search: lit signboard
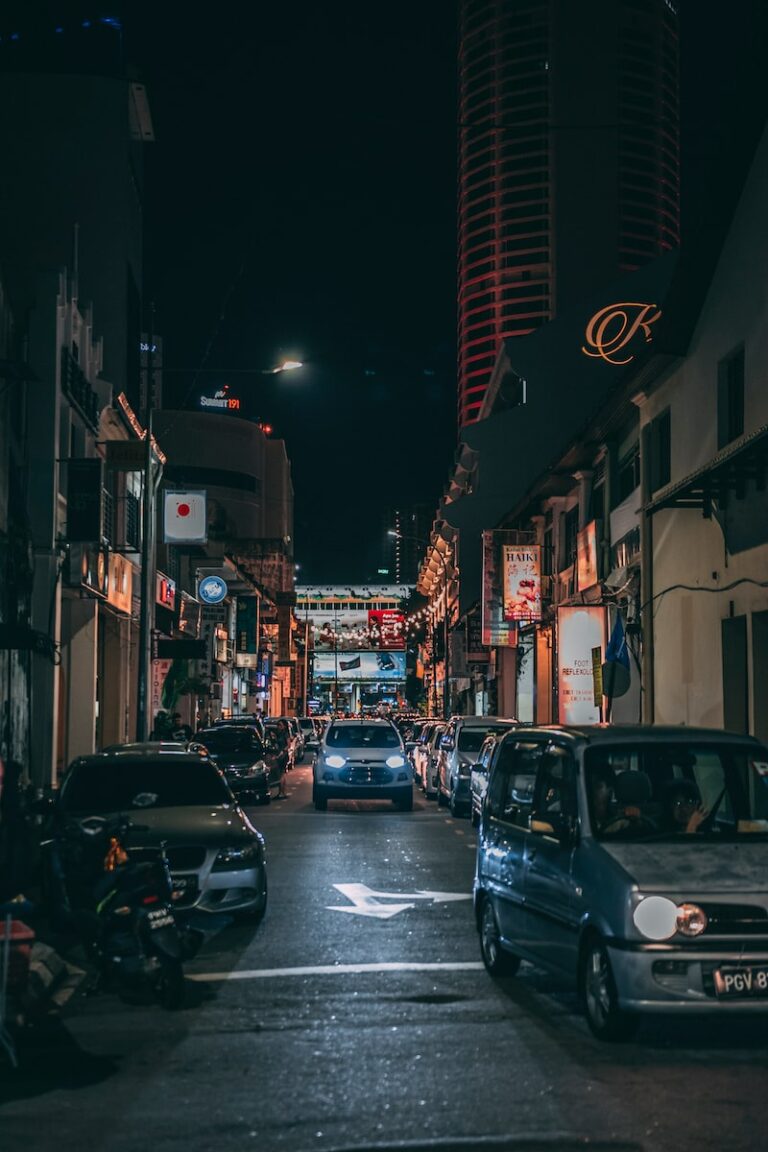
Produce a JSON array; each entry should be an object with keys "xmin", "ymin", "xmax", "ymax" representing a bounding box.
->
[
  {"xmin": 199, "ymin": 385, "xmax": 241, "ymax": 411},
  {"xmin": 502, "ymin": 544, "xmax": 541, "ymax": 622},
  {"xmin": 367, "ymin": 609, "xmax": 406, "ymax": 649},
  {"xmin": 312, "ymin": 650, "xmax": 406, "ymax": 681},
  {"xmin": 557, "ymin": 607, "xmax": 606, "ymax": 723},
  {"xmin": 581, "ymin": 302, "xmax": 661, "ymax": 365}
]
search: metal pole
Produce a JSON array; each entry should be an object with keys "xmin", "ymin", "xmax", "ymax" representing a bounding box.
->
[{"xmin": 136, "ymin": 405, "xmax": 154, "ymax": 741}]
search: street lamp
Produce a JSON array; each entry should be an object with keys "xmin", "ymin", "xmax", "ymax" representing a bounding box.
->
[{"xmin": 388, "ymin": 529, "xmax": 453, "ymax": 719}]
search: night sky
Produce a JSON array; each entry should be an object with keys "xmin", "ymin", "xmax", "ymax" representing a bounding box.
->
[
  {"xmin": 132, "ymin": 1, "xmax": 459, "ymax": 584},
  {"xmin": 4, "ymin": 2, "xmax": 768, "ymax": 584}
]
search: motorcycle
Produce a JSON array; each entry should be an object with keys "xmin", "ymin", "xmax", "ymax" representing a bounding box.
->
[{"xmin": 43, "ymin": 814, "xmax": 199, "ymax": 1009}]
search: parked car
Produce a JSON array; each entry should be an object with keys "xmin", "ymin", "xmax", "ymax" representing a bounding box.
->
[
  {"xmin": 469, "ymin": 732, "xmax": 507, "ymax": 827},
  {"xmin": 102, "ymin": 741, "xmax": 190, "ymax": 754},
  {"xmin": 313, "ymin": 718, "xmax": 413, "ymax": 811},
  {"xmin": 411, "ymin": 721, "xmax": 438, "ymax": 791},
  {"xmin": 48, "ymin": 750, "xmax": 268, "ymax": 920},
  {"xmin": 263, "ymin": 718, "xmax": 299, "ymax": 768},
  {"xmin": 437, "ymin": 716, "xmax": 519, "ymax": 816},
  {"xmin": 210, "ymin": 714, "xmax": 265, "ymax": 741},
  {"xmin": 287, "ymin": 716, "xmax": 306, "ymax": 762},
  {"xmin": 474, "ymin": 724, "xmax": 768, "ymax": 1040},
  {"xmin": 298, "ymin": 716, "xmax": 321, "ymax": 755},
  {"xmin": 192, "ymin": 726, "xmax": 282, "ymax": 803},
  {"xmin": 420, "ymin": 722, "xmax": 447, "ymax": 800}
]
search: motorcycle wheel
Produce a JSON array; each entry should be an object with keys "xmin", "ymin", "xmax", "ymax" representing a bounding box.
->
[{"xmin": 156, "ymin": 959, "xmax": 185, "ymax": 1010}]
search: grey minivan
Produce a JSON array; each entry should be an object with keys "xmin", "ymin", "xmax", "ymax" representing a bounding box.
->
[{"xmin": 474, "ymin": 724, "xmax": 768, "ymax": 1040}]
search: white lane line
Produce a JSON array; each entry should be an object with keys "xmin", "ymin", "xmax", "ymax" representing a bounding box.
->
[{"xmin": 188, "ymin": 961, "xmax": 483, "ymax": 982}]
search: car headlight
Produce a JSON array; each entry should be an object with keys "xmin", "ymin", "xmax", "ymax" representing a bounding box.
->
[
  {"xmin": 633, "ymin": 896, "xmax": 708, "ymax": 940},
  {"xmin": 325, "ymin": 754, "xmax": 346, "ymax": 769},
  {"xmin": 213, "ymin": 843, "xmax": 261, "ymax": 871},
  {"xmin": 251, "ymin": 760, "xmax": 268, "ymax": 776},
  {"xmin": 386, "ymin": 755, "xmax": 406, "ymax": 769}
]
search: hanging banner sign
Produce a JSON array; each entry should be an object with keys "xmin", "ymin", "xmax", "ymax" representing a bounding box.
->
[
  {"xmin": 481, "ymin": 530, "xmax": 518, "ymax": 647},
  {"xmin": 502, "ymin": 544, "xmax": 542, "ymax": 622}
]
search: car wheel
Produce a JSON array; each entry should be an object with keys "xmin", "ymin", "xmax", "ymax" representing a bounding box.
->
[
  {"xmin": 580, "ymin": 937, "xmax": 637, "ymax": 1041},
  {"xmin": 449, "ymin": 785, "xmax": 462, "ymax": 817},
  {"xmin": 437, "ymin": 786, "xmax": 448, "ymax": 807},
  {"xmin": 479, "ymin": 899, "xmax": 520, "ymax": 977},
  {"xmin": 313, "ymin": 786, "xmax": 328, "ymax": 811}
]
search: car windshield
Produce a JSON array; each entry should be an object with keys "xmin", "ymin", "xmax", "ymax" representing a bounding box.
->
[
  {"xmin": 196, "ymin": 729, "xmax": 264, "ymax": 756},
  {"xmin": 585, "ymin": 742, "xmax": 768, "ymax": 841},
  {"xmin": 61, "ymin": 758, "xmax": 233, "ymax": 811},
  {"xmin": 458, "ymin": 726, "xmax": 512, "ymax": 753},
  {"xmin": 327, "ymin": 724, "xmax": 401, "ymax": 749}
]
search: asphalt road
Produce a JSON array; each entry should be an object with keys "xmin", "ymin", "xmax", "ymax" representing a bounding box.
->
[{"xmin": 2, "ymin": 763, "xmax": 767, "ymax": 1152}]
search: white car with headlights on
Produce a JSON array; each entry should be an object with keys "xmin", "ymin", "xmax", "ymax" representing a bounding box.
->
[
  {"xmin": 474, "ymin": 725, "xmax": 768, "ymax": 1040},
  {"xmin": 313, "ymin": 719, "xmax": 413, "ymax": 811}
]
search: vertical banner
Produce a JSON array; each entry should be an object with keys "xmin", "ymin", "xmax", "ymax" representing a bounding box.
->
[
  {"xmin": 502, "ymin": 543, "xmax": 542, "ymax": 622},
  {"xmin": 481, "ymin": 530, "xmax": 518, "ymax": 647},
  {"xmin": 557, "ymin": 607, "xmax": 607, "ymax": 723}
]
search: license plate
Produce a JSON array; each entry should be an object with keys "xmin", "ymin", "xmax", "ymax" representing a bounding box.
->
[
  {"xmin": 147, "ymin": 908, "xmax": 175, "ymax": 929},
  {"xmin": 713, "ymin": 965, "xmax": 768, "ymax": 998}
]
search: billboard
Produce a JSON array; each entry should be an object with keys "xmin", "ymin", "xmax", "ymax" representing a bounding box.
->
[
  {"xmin": 502, "ymin": 544, "xmax": 542, "ymax": 622},
  {"xmin": 367, "ymin": 609, "xmax": 405, "ymax": 649},
  {"xmin": 312, "ymin": 650, "xmax": 406, "ymax": 681},
  {"xmin": 557, "ymin": 607, "xmax": 607, "ymax": 724}
]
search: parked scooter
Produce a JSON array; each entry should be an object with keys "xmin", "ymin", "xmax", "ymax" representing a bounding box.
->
[{"xmin": 42, "ymin": 814, "xmax": 199, "ymax": 1009}]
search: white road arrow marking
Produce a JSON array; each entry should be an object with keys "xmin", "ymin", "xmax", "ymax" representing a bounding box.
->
[{"xmin": 326, "ymin": 883, "xmax": 471, "ymax": 918}]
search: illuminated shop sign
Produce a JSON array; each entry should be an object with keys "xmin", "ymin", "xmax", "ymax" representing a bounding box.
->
[
  {"xmin": 581, "ymin": 302, "xmax": 661, "ymax": 366},
  {"xmin": 557, "ymin": 607, "xmax": 606, "ymax": 724},
  {"xmin": 502, "ymin": 544, "xmax": 541, "ymax": 623},
  {"xmin": 155, "ymin": 572, "xmax": 176, "ymax": 610},
  {"xmin": 367, "ymin": 609, "xmax": 405, "ymax": 649},
  {"xmin": 199, "ymin": 385, "xmax": 241, "ymax": 411}
]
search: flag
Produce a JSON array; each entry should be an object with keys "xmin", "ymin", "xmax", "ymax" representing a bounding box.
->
[
  {"xmin": 164, "ymin": 490, "xmax": 207, "ymax": 543},
  {"xmin": 339, "ymin": 655, "xmax": 361, "ymax": 671},
  {"xmin": 606, "ymin": 611, "xmax": 629, "ymax": 670}
]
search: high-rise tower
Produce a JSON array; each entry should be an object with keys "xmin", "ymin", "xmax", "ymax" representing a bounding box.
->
[{"xmin": 457, "ymin": 0, "xmax": 680, "ymax": 425}]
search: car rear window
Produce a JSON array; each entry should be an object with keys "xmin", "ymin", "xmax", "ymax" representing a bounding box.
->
[
  {"xmin": 196, "ymin": 729, "xmax": 264, "ymax": 755},
  {"xmin": 327, "ymin": 724, "xmax": 401, "ymax": 749},
  {"xmin": 61, "ymin": 758, "xmax": 232, "ymax": 811},
  {"xmin": 458, "ymin": 726, "xmax": 512, "ymax": 753}
]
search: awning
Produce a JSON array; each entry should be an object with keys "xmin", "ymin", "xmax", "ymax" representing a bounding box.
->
[{"xmin": 645, "ymin": 423, "xmax": 768, "ymax": 517}]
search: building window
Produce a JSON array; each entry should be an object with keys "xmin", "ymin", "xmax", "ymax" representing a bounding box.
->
[
  {"xmin": 648, "ymin": 408, "xmax": 671, "ymax": 493},
  {"xmin": 717, "ymin": 346, "xmax": 745, "ymax": 449},
  {"xmin": 615, "ymin": 443, "xmax": 640, "ymax": 504},
  {"xmin": 562, "ymin": 506, "xmax": 579, "ymax": 570}
]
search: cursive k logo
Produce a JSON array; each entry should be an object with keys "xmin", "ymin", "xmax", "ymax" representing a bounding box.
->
[{"xmin": 582, "ymin": 302, "xmax": 662, "ymax": 365}]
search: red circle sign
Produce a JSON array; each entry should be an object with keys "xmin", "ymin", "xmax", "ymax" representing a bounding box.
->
[{"xmin": 177, "ymin": 503, "xmax": 190, "ymax": 517}]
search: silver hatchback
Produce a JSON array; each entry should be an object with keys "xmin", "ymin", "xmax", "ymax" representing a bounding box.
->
[
  {"xmin": 313, "ymin": 719, "xmax": 413, "ymax": 811},
  {"xmin": 474, "ymin": 725, "xmax": 768, "ymax": 1039}
]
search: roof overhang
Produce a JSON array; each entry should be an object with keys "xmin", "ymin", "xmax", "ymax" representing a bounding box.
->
[{"xmin": 645, "ymin": 423, "xmax": 768, "ymax": 517}]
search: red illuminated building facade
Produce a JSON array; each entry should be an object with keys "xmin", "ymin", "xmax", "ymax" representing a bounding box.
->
[{"xmin": 457, "ymin": 0, "xmax": 680, "ymax": 425}]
